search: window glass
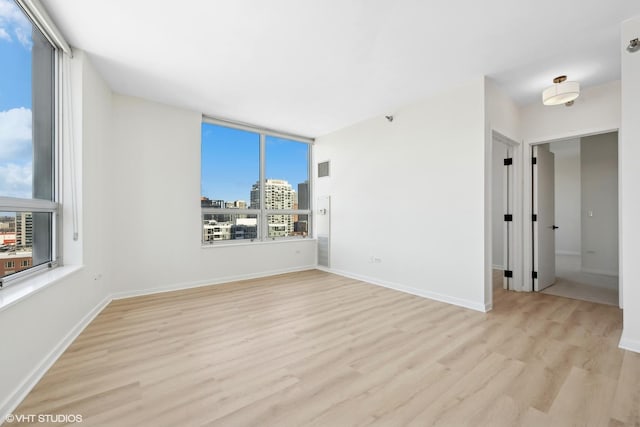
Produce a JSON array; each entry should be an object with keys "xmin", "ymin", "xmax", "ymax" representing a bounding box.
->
[
  {"xmin": 0, "ymin": 1, "xmax": 56, "ymax": 285},
  {"xmin": 0, "ymin": 211, "xmax": 51, "ymax": 280},
  {"xmin": 201, "ymin": 123, "xmax": 259, "ymax": 210},
  {"xmin": 201, "ymin": 123, "xmax": 311, "ymax": 243},
  {"xmin": 265, "ymin": 136, "xmax": 309, "ymax": 211}
]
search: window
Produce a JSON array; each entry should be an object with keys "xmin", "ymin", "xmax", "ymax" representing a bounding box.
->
[
  {"xmin": 0, "ymin": 1, "xmax": 59, "ymax": 287},
  {"xmin": 201, "ymin": 121, "xmax": 312, "ymax": 244}
]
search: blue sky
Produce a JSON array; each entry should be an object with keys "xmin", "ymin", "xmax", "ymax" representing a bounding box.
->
[
  {"xmin": 0, "ymin": 0, "xmax": 33, "ymax": 199},
  {"xmin": 201, "ymin": 123, "xmax": 309, "ymax": 205}
]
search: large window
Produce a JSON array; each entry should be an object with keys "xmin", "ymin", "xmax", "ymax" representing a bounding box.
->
[
  {"xmin": 201, "ymin": 121, "xmax": 311, "ymax": 244},
  {"xmin": 0, "ymin": 1, "xmax": 59, "ymax": 286}
]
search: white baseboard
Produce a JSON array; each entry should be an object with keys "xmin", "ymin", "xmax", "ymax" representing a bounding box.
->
[
  {"xmin": 0, "ymin": 295, "xmax": 111, "ymax": 423},
  {"xmin": 111, "ymin": 265, "xmax": 317, "ymax": 300},
  {"xmin": 619, "ymin": 332, "xmax": 640, "ymax": 354},
  {"xmin": 320, "ymin": 267, "xmax": 488, "ymax": 313},
  {"xmin": 581, "ymin": 267, "xmax": 619, "ymax": 277}
]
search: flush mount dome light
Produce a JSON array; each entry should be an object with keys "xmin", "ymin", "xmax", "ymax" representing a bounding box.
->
[{"xmin": 542, "ymin": 75, "xmax": 580, "ymax": 106}]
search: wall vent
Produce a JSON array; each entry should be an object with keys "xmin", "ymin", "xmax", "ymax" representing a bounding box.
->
[
  {"xmin": 318, "ymin": 161, "xmax": 330, "ymax": 178},
  {"xmin": 318, "ymin": 236, "xmax": 330, "ymax": 267}
]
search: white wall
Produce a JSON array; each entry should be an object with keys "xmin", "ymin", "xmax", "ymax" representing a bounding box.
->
[
  {"xmin": 315, "ymin": 78, "xmax": 488, "ymax": 311},
  {"xmin": 580, "ymin": 132, "xmax": 618, "ymax": 276},
  {"xmin": 491, "ymin": 141, "xmax": 507, "ymax": 268},
  {"xmin": 619, "ymin": 16, "xmax": 640, "ymax": 353},
  {"xmin": 521, "ymin": 80, "xmax": 621, "ymax": 143},
  {"xmin": 549, "ymin": 139, "xmax": 581, "ymax": 255},
  {"xmin": 485, "ymin": 78, "xmax": 521, "ymax": 142},
  {"xmin": 0, "ymin": 52, "xmax": 112, "ymax": 415},
  {"xmin": 108, "ymin": 95, "xmax": 316, "ymax": 297}
]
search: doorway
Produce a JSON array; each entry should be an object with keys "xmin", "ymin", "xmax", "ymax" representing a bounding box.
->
[
  {"xmin": 491, "ymin": 131, "xmax": 521, "ymax": 294},
  {"xmin": 531, "ymin": 132, "xmax": 619, "ymax": 306}
]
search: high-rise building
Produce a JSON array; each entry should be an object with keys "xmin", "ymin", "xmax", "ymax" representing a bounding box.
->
[
  {"xmin": 295, "ymin": 181, "xmax": 309, "ymax": 236},
  {"xmin": 250, "ymin": 179, "xmax": 296, "ymax": 236},
  {"xmin": 297, "ymin": 181, "xmax": 309, "ymax": 210},
  {"xmin": 16, "ymin": 212, "xmax": 33, "ymax": 248}
]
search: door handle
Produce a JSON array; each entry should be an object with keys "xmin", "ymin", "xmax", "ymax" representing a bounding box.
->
[{"xmin": 551, "ymin": 225, "xmax": 559, "ymax": 230}]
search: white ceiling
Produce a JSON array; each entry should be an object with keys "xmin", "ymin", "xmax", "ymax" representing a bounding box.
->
[{"xmin": 43, "ymin": 0, "xmax": 640, "ymax": 138}]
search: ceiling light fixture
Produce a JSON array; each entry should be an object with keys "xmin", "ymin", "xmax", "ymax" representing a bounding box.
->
[{"xmin": 542, "ymin": 75, "xmax": 580, "ymax": 106}]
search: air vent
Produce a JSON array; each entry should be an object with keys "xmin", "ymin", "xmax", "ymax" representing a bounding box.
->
[
  {"xmin": 318, "ymin": 161, "xmax": 330, "ymax": 178},
  {"xmin": 318, "ymin": 236, "xmax": 330, "ymax": 267}
]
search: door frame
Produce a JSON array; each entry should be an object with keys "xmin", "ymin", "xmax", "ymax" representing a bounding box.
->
[
  {"xmin": 488, "ymin": 130, "xmax": 523, "ymax": 306},
  {"xmin": 523, "ymin": 127, "xmax": 619, "ymax": 299}
]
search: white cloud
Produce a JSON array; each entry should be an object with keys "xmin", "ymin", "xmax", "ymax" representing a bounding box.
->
[
  {"xmin": 0, "ymin": 0, "xmax": 31, "ymax": 48},
  {"xmin": 14, "ymin": 25, "xmax": 31, "ymax": 49},
  {"xmin": 0, "ymin": 27, "xmax": 10, "ymax": 41},
  {"xmin": 0, "ymin": 107, "xmax": 32, "ymax": 162},
  {"xmin": 0, "ymin": 162, "xmax": 32, "ymax": 199}
]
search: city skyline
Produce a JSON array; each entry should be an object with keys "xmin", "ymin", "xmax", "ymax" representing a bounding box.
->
[
  {"xmin": 202, "ymin": 178, "xmax": 308, "ymax": 242},
  {"xmin": 201, "ymin": 123, "xmax": 309, "ymax": 203},
  {"xmin": 201, "ymin": 178, "xmax": 309, "ymax": 209}
]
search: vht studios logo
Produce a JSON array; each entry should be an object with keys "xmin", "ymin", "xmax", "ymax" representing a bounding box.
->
[{"xmin": 5, "ymin": 413, "xmax": 83, "ymax": 423}]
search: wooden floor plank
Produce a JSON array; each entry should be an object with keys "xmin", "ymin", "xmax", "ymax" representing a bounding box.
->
[{"xmin": 10, "ymin": 269, "xmax": 639, "ymax": 426}]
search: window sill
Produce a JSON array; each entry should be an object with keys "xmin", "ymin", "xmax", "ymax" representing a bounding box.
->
[
  {"xmin": 0, "ymin": 265, "xmax": 84, "ymax": 313},
  {"xmin": 202, "ymin": 237, "xmax": 317, "ymax": 249}
]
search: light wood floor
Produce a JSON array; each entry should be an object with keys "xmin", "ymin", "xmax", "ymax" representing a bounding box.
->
[{"xmin": 12, "ymin": 269, "xmax": 640, "ymax": 426}]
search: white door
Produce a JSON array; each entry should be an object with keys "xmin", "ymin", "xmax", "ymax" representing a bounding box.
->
[{"xmin": 533, "ymin": 145, "xmax": 556, "ymax": 291}]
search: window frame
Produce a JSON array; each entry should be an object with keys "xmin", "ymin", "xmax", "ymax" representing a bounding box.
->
[
  {"xmin": 201, "ymin": 116, "xmax": 313, "ymax": 245},
  {"xmin": 0, "ymin": 4, "xmax": 63, "ymax": 289}
]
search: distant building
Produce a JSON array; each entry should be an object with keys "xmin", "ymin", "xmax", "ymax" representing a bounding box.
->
[
  {"xmin": 297, "ymin": 181, "xmax": 309, "ymax": 210},
  {"xmin": 251, "ymin": 179, "xmax": 296, "ymax": 236},
  {"xmin": 202, "ymin": 197, "xmax": 232, "ymax": 222},
  {"xmin": 294, "ymin": 220, "xmax": 308, "ymax": 235},
  {"xmin": 232, "ymin": 217, "xmax": 257, "ymax": 240},
  {"xmin": 202, "ymin": 218, "xmax": 257, "ymax": 242},
  {"xmin": 202, "ymin": 220, "xmax": 232, "ymax": 242},
  {"xmin": 0, "ymin": 233, "xmax": 16, "ymax": 246},
  {"xmin": 200, "ymin": 197, "xmax": 224, "ymax": 209},
  {"xmin": 0, "ymin": 252, "xmax": 32, "ymax": 278},
  {"xmin": 295, "ymin": 181, "xmax": 309, "ymax": 236},
  {"xmin": 16, "ymin": 213, "xmax": 32, "ymax": 248},
  {"xmin": 224, "ymin": 200, "xmax": 247, "ymax": 209}
]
